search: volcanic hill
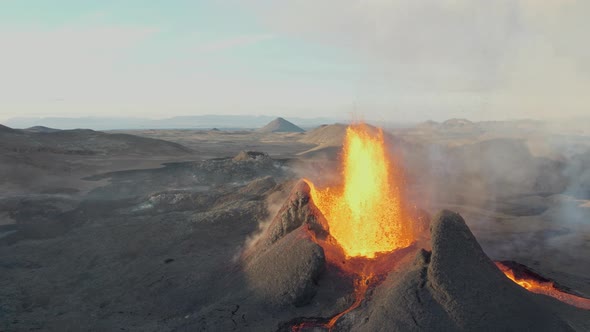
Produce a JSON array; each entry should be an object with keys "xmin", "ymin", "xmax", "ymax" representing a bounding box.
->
[
  {"xmin": 176, "ymin": 180, "xmax": 590, "ymax": 331},
  {"xmin": 258, "ymin": 117, "xmax": 305, "ymax": 133},
  {"xmin": 0, "ymin": 124, "xmax": 191, "ymax": 156}
]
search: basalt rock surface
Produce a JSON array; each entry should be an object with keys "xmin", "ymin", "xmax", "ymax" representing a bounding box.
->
[
  {"xmin": 344, "ymin": 210, "xmax": 589, "ymax": 331},
  {"xmin": 243, "ymin": 180, "xmax": 327, "ymax": 307},
  {"xmin": 182, "ymin": 183, "xmax": 590, "ymax": 331}
]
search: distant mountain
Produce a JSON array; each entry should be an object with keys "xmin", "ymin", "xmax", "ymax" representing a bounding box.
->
[
  {"xmin": 258, "ymin": 117, "xmax": 305, "ymax": 133},
  {"xmin": 5, "ymin": 115, "xmax": 341, "ymax": 130}
]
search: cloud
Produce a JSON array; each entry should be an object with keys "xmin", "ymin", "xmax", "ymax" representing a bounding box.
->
[
  {"xmin": 0, "ymin": 24, "xmax": 158, "ymax": 103},
  {"xmin": 1, "ymin": 2, "xmax": 588, "ymax": 121},
  {"xmin": 0, "ymin": 21, "xmax": 322, "ymax": 120},
  {"xmin": 191, "ymin": 33, "xmax": 275, "ymax": 54},
  {"xmin": 242, "ymin": 0, "xmax": 590, "ymax": 120}
]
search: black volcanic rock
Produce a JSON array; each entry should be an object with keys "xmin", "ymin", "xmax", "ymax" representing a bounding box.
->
[
  {"xmin": 348, "ymin": 210, "xmax": 581, "ymax": 331},
  {"xmin": 258, "ymin": 117, "xmax": 305, "ymax": 133},
  {"xmin": 176, "ymin": 185, "xmax": 589, "ymax": 331},
  {"xmin": 258, "ymin": 180, "xmax": 325, "ymax": 247},
  {"xmin": 0, "ymin": 124, "xmax": 20, "ymax": 134},
  {"xmin": 0, "ymin": 127, "xmax": 191, "ymax": 155},
  {"xmin": 245, "ymin": 227, "xmax": 325, "ymax": 307},
  {"xmin": 242, "ymin": 181, "xmax": 327, "ymax": 307},
  {"xmin": 427, "ymin": 210, "xmax": 573, "ymax": 331},
  {"xmin": 346, "ymin": 248, "xmax": 458, "ymax": 331},
  {"xmin": 238, "ymin": 176, "xmax": 277, "ymax": 196}
]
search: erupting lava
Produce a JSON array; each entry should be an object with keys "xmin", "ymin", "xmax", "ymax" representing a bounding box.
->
[
  {"xmin": 294, "ymin": 123, "xmax": 416, "ymax": 331},
  {"xmin": 496, "ymin": 261, "xmax": 590, "ymax": 310},
  {"xmin": 306, "ymin": 124, "xmax": 414, "ymax": 258},
  {"xmin": 288, "ymin": 124, "xmax": 589, "ymax": 331}
]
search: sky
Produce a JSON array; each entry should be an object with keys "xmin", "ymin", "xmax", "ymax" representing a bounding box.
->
[{"xmin": 0, "ymin": 0, "xmax": 588, "ymax": 123}]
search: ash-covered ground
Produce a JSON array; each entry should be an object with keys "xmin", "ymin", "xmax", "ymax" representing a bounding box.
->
[{"xmin": 1, "ymin": 119, "xmax": 589, "ymax": 331}]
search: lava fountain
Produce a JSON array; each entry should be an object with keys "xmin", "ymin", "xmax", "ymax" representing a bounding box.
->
[
  {"xmin": 294, "ymin": 123, "xmax": 417, "ymax": 331},
  {"xmin": 305, "ymin": 124, "xmax": 415, "ymax": 259},
  {"xmin": 274, "ymin": 123, "xmax": 589, "ymax": 331}
]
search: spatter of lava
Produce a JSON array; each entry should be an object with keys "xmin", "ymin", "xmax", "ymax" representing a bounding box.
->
[
  {"xmin": 297, "ymin": 123, "xmax": 418, "ymax": 331},
  {"xmin": 295, "ymin": 124, "xmax": 590, "ymax": 331},
  {"xmin": 305, "ymin": 123, "xmax": 415, "ymax": 259}
]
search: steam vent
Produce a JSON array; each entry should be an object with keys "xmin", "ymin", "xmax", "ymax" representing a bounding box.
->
[{"xmin": 188, "ymin": 124, "xmax": 590, "ymax": 331}]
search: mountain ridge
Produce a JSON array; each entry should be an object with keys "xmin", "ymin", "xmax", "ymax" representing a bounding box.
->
[{"xmin": 5, "ymin": 115, "xmax": 340, "ymax": 130}]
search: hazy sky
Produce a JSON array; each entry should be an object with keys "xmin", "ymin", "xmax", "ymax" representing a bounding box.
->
[{"xmin": 0, "ymin": 0, "xmax": 588, "ymax": 122}]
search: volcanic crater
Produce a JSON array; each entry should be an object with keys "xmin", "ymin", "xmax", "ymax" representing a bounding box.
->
[
  {"xmin": 240, "ymin": 124, "xmax": 590, "ymax": 331},
  {"xmin": 242, "ymin": 180, "xmax": 589, "ymax": 331}
]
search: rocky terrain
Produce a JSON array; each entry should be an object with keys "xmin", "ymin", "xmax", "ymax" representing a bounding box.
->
[
  {"xmin": 1, "ymin": 119, "xmax": 589, "ymax": 331},
  {"xmin": 0, "ymin": 126, "xmax": 191, "ymax": 156}
]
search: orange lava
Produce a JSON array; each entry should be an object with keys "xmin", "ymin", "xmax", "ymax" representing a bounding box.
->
[
  {"xmin": 306, "ymin": 124, "xmax": 414, "ymax": 259},
  {"xmin": 327, "ymin": 276, "xmax": 371, "ymax": 326},
  {"xmin": 496, "ymin": 262, "xmax": 590, "ymax": 310},
  {"xmin": 292, "ymin": 276, "xmax": 373, "ymax": 332},
  {"xmin": 295, "ymin": 124, "xmax": 417, "ymax": 330}
]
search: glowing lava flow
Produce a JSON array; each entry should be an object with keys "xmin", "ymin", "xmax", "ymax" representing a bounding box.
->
[
  {"xmin": 324, "ymin": 276, "xmax": 372, "ymax": 328},
  {"xmin": 306, "ymin": 124, "xmax": 414, "ymax": 258},
  {"xmin": 496, "ymin": 262, "xmax": 590, "ymax": 310},
  {"xmin": 291, "ymin": 276, "xmax": 372, "ymax": 332}
]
